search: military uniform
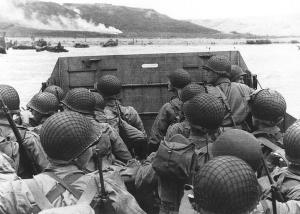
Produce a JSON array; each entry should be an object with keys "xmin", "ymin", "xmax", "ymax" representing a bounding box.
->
[
  {"xmin": 202, "ymin": 56, "xmax": 254, "ymax": 129},
  {"xmin": 0, "ymin": 111, "xmax": 145, "ymax": 214},
  {"xmin": 0, "ymin": 151, "xmax": 19, "ymax": 182},
  {"xmin": 251, "ymin": 89, "xmax": 287, "ymax": 176},
  {"xmin": 148, "ymin": 69, "xmax": 191, "ymax": 151}
]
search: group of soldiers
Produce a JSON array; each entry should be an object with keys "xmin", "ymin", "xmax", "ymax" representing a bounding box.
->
[{"xmin": 0, "ymin": 55, "xmax": 298, "ymax": 214}]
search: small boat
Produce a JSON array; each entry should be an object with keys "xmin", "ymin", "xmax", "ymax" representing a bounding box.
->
[
  {"xmin": 102, "ymin": 39, "xmax": 118, "ymax": 47},
  {"xmin": 74, "ymin": 43, "xmax": 89, "ymax": 48},
  {"xmin": 46, "ymin": 46, "xmax": 69, "ymax": 53}
]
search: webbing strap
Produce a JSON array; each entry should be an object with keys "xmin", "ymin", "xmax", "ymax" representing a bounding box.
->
[
  {"xmin": 25, "ymin": 179, "xmax": 54, "ymax": 210},
  {"xmin": 44, "ymin": 172, "xmax": 82, "ymax": 200},
  {"xmin": 77, "ymin": 177, "xmax": 98, "ymax": 204},
  {"xmin": 216, "ymin": 86, "xmax": 237, "ymax": 128}
]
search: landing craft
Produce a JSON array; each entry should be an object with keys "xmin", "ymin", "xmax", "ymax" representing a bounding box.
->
[{"xmin": 44, "ymin": 50, "xmax": 296, "ymax": 134}]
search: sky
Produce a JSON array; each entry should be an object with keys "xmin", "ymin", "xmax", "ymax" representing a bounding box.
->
[{"xmin": 38, "ymin": 0, "xmax": 300, "ymax": 19}]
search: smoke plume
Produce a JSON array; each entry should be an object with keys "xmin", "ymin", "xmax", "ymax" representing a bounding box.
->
[{"xmin": 0, "ymin": 0, "xmax": 122, "ymax": 34}]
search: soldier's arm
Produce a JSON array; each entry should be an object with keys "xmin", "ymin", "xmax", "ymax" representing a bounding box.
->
[
  {"xmin": 106, "ymin": 125, "xmax": 133, "ymax": 163},
  {"xmin": 149, "ymin": 103, "xmax": 175, "ymax": 146},
  {"xmin": 122, "ymin": 106, "xmax": 147, "ymax": 136},
  {"xmin": 22, "ymin": 131, "xmax": 49, "ymax": 172},
  {"xmin": 165, "ymin": 123, "xmax": 180, "ymax": 141},
  {"xmin": 135, "ymin": 152, "xmax": 158, "ymax": 191},
  {"xmin": 255, "ymin": 199, "xmax": 300, "ymax": 214}
]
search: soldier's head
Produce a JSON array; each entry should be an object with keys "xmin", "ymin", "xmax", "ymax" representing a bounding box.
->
[
  {"xmin": 180, "ymin": 83, "xmax": 206, "ymax": 103},
  {"xmin": 92, "ymin": 92, "xmax": 105, "ymax": 111},
  {"xmin": 284, "ymin": 121, "xmax": 300, "ymax": 169},
  {"xmin": 61, "ymin": 88, "xmax": 95, "ymax": 115},
  {"xmin": 212, "ymin": 129, "xmax": 262, "ymax": 171},
  {"xmin": 202, "ymin": 56, "xmax": 231, "ymax": 84},
  {"xmin": 230, "ymin": 65, "xmax": 246, "ymax": 83},
  {"xmin": 27, "ymin": 92, "xmax": 59, "ymax": 123},
  {"xmin": 40, "ymin": 111, "xmax": 101, "ymax": 167},
  {"xmin": 97, "ymin": 75, "xmax": 122, "ymax": 99},
  {"xmin": 167, "ymin": 69, "xmax": 191, "ymax": 93},
  {"xmin": 0, "ymin": 84, "xmax": 20, "ymax": 117},
  {"xmin": 44, "ymin": 85, "xmax": 64, "ymax": 102},
  {"xmin": 251, "ymin": 89, "xmax": 286, "ymax": 128},
  {"xmin": 193, "ymin": 156, "xmax": 260, "ymax": 214},
  {"xmin": 183, "ymin": 93, "xmax": 225, "ymax": 135}
]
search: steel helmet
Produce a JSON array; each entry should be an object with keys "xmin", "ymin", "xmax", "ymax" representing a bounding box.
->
[
  {"xmin": 212, "ymin": 129, "xmax": 262, "ymax": 171},
  {"xmin": 167, "ymin": 68, "xmax": 191, "ymax": 89},
  {"xmin": 27, "ymin": 92, "xmax": 59, "ymax": 115},
  {"xmin": 230, "ymin": 65, "xmax": 246, "ymax": 82},
  {"xmin": 180, "ymin": 83, "xmax": 206, "ymax": 103},
  {"xmin": 194, "ymin": 156, "xmax": 260, "ymax": 214},
  {"xmin": 251, "ymin": 89, "xmax": 286, "ymax": 123},
  {"xmin": 183, "ymin": 93, "xmax": 225, "ymax": 130},
  {"xmin": 44, "ymin": 85, "xmax": 64, "ymax": 101},
  {"xmin": 97, "ymin": 75, "xmax": 122, "ymax": 96},
  {"xmin": 92, "ymin": 92, "xmax": 105, "ymax": 110},
  {"xmin": 61, "ymin": 88, "xmax": 95, "ymax": 115},
  {"xmin": 0, "ymin": 84, "xmax": 20, "ymax": 113},
  {"xmin": 40, "ymin": 111, "xmax": 100, "ymax": 162},
  {"xmin": 202, "ymin": 55, "xmax": 231, "ymax": 76},
  {"xmin": 284, "ymin": 121, "xmax": 300, "ymax": 164}
]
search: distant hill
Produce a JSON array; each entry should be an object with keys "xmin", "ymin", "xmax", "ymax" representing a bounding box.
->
[
  {"xmin": 1, "ymin": 1, "xmax": 221, "ymax": 38},
  {"xmin": 190, "ymin": 15, "xmax": 300, "ymax": 36}
]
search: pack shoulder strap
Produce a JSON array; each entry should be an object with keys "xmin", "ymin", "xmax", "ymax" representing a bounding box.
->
[
  {"xmin": 25, "ymin": 179, "xmax": 54, "ymax": 210},
  {"xmin": 215, "ymin": 86, "xmax": 237, "ymax": 128},
  {"xmin": 44, "ymin": 171, "xmax": 82, "ymax": 200},
  {"xmin": 77, "ymin": 176, "xmax": 98, "ymax": 204}
]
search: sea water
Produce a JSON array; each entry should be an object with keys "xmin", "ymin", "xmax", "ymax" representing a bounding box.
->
[{"xmin": 0, "ymin": 42, "xmax": 300, "ymax": 118}]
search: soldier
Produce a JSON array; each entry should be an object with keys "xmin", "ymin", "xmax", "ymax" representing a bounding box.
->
[
  {"xmin": 26, "ymin": 92, "xmax": 59, "ymax": 133},
  {"xmin": 0, "ymin": 112, "xmax": 145, "ymax": 214},
  {"xmin": 153, "ymin": 93, "xmax": 225, "ymax": 214},
  {"xmin": 149, "ymin": 69, "xmax": 191, "ymax": 153},
  {"xmin": 179, "ymin": 156, "xmax": 260, "ymax": 214},
  {"xmin": 202, "ymin": 55, "xmax": 254, "ymax": 130},
  {"xmin": 97, "ymin": 75, "xmax": 146, "ymax": 133},
  {"xmin": 0, "ymin": 84, "xmax": 48, "ymax": 178},
  {"xmin": 44, "ymin": 85, "xmax": 64, "ymax": 102},
  {"xmin": 97, "ymin": 75, "xmax": 147, "ymax": 158},
  {"xmin": 165, "ymin": 83, "xmax": 205, "ymax": 140},
  {"xmin": 251, "ymin": 89, "xmax": 286, "ymax": 176},
  {"xmin": 211, "ymin": 129, "xmax": 262, "ymax": 172},
  {"xmin": 230, "ymin": 65, "xmax": 246, "ymax": 83},
  {"xmin": 61, "ymin": 87, "xmax": 132, "ymax": 164}
]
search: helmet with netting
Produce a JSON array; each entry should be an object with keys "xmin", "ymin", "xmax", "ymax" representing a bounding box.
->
[
  {"xmin": 202, "ymin": 55, "xmax": 231, "ymax": 75},
  {"xmin": 92, "ymin": 92, "xmax": 105, "ymax": 110},
  {"xmin": 212, "ymin": 129, "xmax": 262, "ymax": 171},
  {"xmin": 61, "ymin": 88, "xmax": 95, "ymax": 115},
  {"xmin": 44, "ymin": 85, "xmax": 64, "ymax": 101},
  {"xmin": 167, "ymin": 68, "xmax": 191, "ymax": 89},
  {"xmin": 251, "ymin": 89, "xmax": 286, "ymax": 122},
  {"xmin": 284, "ymin": 121, "xmax": 300, "ymax": 164},
  {"xmin": 180, "ymin": 83, "xmax": 206, "ymax": 103},
  {"xmin": 27, "ymin": 92, "xmax": 59, "ymax": 115},
  {"xmin": 183, "ymin": 93, "xmax": 225, "ymax": 129},
  {"xmin": 0, "ymin": 84, "xmax": 20, "ymax": 113},
  {"xmin": 97, "ymin": 75, "xmax": 122, "ymax": 96},
  {"xmin": 230, "ymin": 65, "xmax": 246, "ymax": 82},
  {"xmin": 40, "ymin": 111, "xmax": 100, "ymax": 162},
  {"xmin": 194, "ymin": 156, "xmax": 260, "ymax": 214}
]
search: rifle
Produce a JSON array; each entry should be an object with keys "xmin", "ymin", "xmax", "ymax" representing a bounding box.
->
[
  {"xmin": 261, "ymin": 158, "xmax": 285, "ymax": 214},
  {"xmin": 0, "ymin": 98, "xmax": 38, "ymax": 175}
]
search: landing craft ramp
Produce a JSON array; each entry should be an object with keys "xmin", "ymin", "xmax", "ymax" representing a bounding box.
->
[{"xmin": 46, "ymin": 50, "xmax": 296, "ymax": 134}]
